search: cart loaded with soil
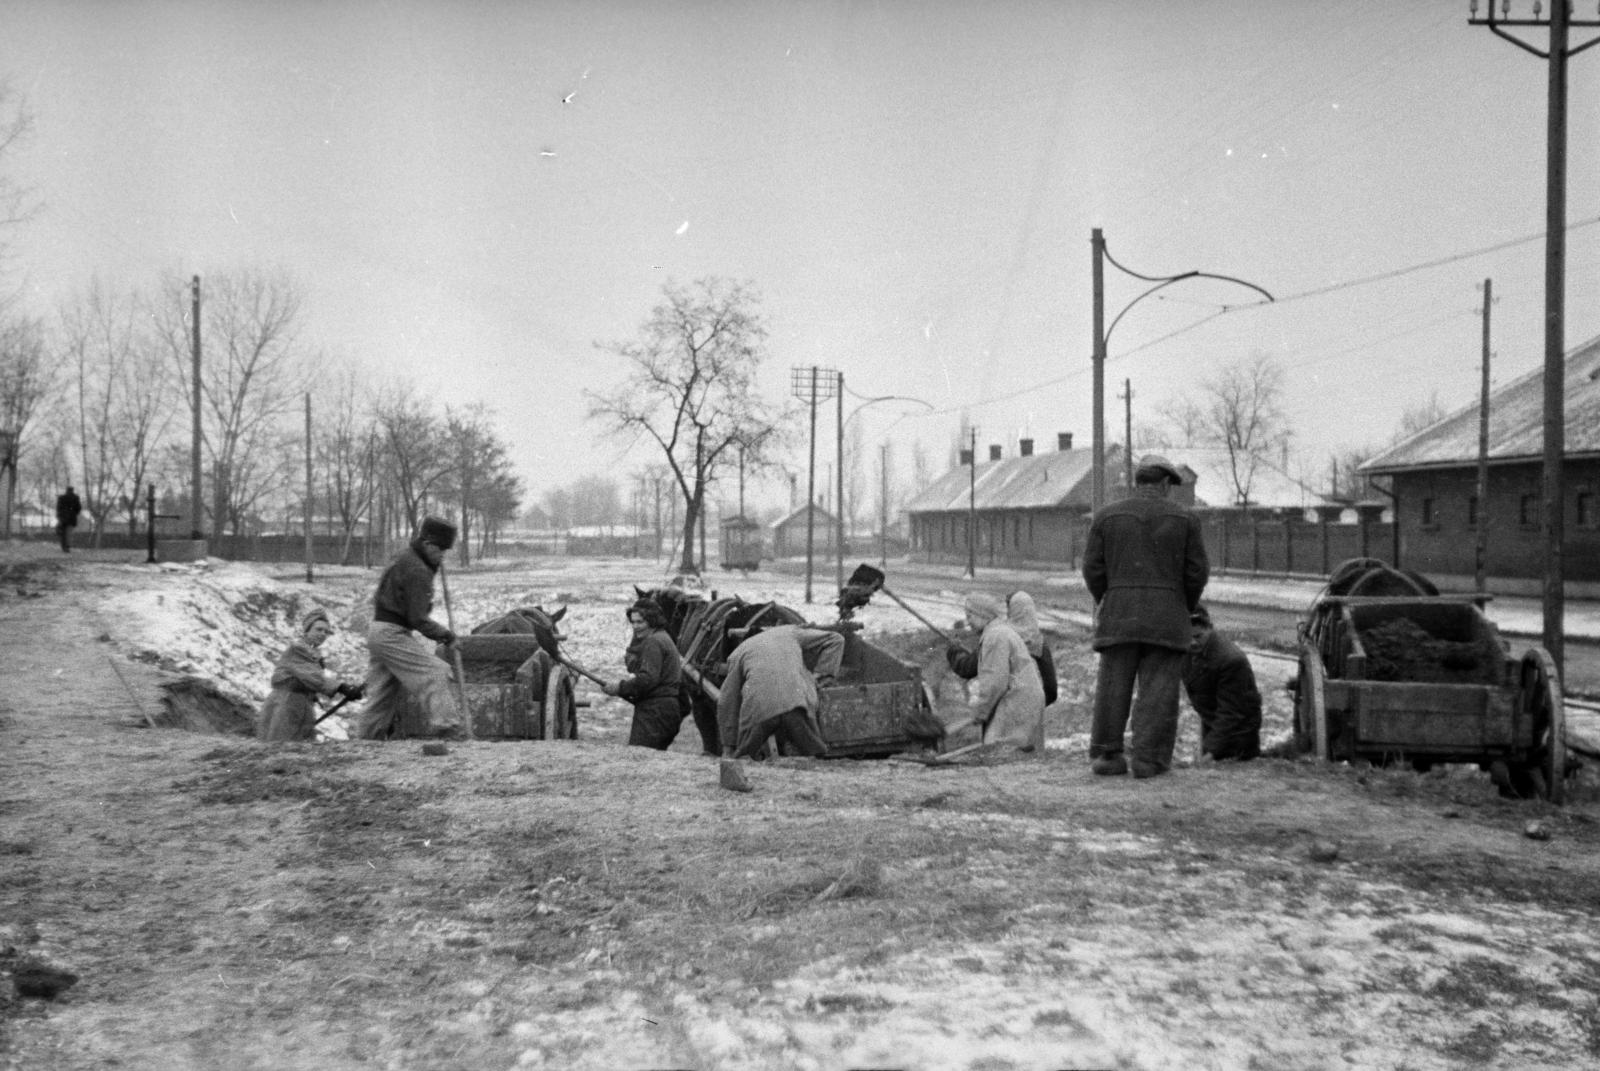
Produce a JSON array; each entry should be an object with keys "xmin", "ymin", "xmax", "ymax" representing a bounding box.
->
[{"xmin": 1294, "ymin": 558, "xmax": 1570, "ymax": 801}]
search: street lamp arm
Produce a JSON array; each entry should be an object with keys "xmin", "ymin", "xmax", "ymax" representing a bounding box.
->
[
  {"xmin": 843, "ymin": 393, "xmax": 936, "ymax": 428},
  {"xmin": 1104, "ymin": 272, "xmax": 1275, "ymax": 350}
]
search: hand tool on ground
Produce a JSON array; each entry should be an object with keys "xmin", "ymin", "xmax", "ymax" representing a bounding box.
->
[
  {"xmin": 842, "ymin": 563, "xmax": 957, "ymax": 644},
  {"xmin": 437, "ymin": 559, "xmax": 474, "ymax": 740}
]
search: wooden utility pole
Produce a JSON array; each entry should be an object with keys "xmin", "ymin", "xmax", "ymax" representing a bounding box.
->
[
  {"xmin": 836, "ymin": 373, "xmax": 845, "ymax": 592},
  {"xmin": 304, "ymin": 394, "xmax": 314, "ymax": 583},
  {"xmin": 1121, "ymin": 378, "xmax": 1134, "ymax": 491},
  {"xmin": 879, "ymin": 441, "xmax": 889, "ymax": 568},
  {"xmin": 1091, "ymin": 230, "xmax": 1107, "ymax": 512},
  {"xmin": 965, "ymin": 426, "xmax": 977, "ymax": 579},
  {"xmin": 1468, "ymin": 0, "xmax": 1600, "ymax": 676},
  {"xmin": 190, "ymin": 276, "xmax": 203, "ymax": 540},
  {"xmin": 1476, "ymin": 279, "xmax": 1493, "ymax": 595}
]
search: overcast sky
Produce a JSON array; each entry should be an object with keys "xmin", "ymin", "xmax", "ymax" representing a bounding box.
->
[{"xmin": 4, "ymin": 0, "xmax": 1598, "ymax": 512}]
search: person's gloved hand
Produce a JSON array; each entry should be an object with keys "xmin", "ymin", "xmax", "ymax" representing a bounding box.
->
[
  {"xmin": 439, "ymin": 630, "xmax": 457, "ymax": 648},
  {"xmin": 945, "ymin": 645, "xmax": 966, "ymax": 670},
  {"xmin": 337, "ymin": 682, "xmax": 365, "ymax": 701}
]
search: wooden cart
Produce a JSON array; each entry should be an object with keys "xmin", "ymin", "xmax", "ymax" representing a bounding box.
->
[{"xmin": 1295, "ymin": 586, "xmax": 1567, "ymax": 802}]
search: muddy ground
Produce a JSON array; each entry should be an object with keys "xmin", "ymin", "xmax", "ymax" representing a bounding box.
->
[{"xmin": 3, "ymin": 550, "xmax": 1600, "ymax": 1071}]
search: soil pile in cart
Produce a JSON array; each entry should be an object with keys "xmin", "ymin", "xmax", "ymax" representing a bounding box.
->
[{"xmin": 1360, "ymin": 617, "xmax": 1503, "ymax": 685}]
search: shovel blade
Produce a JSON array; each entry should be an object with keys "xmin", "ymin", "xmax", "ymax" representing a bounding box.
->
[{"xmin": 847, "ymin": 563, "xmax": 885, "ymax": 591}]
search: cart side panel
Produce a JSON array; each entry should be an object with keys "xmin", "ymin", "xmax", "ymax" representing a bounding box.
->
[
  {"xmin": 817, "ymin": 678, "xmax": 923, "ymax": 756},
  {"xmin": 1352, "ymin": 682, "xmax": 1514, "ymax": 749}
]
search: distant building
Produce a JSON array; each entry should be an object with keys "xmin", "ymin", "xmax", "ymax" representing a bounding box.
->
[
  {"xmin": 771, "ymin": 503, "xmax": 840, "ymax": 557},
  {"xmin": 1361, "ymin": 333, "xmax": 1600, "ymax": 591}
]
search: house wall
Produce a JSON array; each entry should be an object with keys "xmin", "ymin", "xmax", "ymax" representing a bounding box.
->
[
  {"xmin": 1393, "ymin": 459, "xmax": 1600, "ymax": 584},
  {"xmin": 772, "ymin": 515, "xmax": 838, "ymax": 557}
]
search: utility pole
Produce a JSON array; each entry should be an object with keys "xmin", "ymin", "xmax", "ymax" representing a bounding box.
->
[
  {"xmin": 966, "ymin": 425, "xmax": 977, "ymax": 579},
  {"xmin": 1476, "ymin": 278, "xmax": 1494, "ymax": 596},
  {"xmin": 879, "ymin": 441, "xmax": 889, "ymax": 568},
  {"xmin": 790, "ymin": 365, "xmax": 839, "ymax": 603},
  {"xmin": 1121, "ymin": 378, "xmax": 1134, "ymax": 491},
  {"xmin": 304, "ymin": 394, "xmax": 314, "ymax": 583},
  {"xmin": 190, "ymin": 276, "xmax": 203, "ymax": 541},
  {"xmin": 1469, "ymin": 0, "xmax": 1600, "ymax": 677},
  {"xmin": 836, "ymin": 372, "xmax": 845, "ymax": 592}
]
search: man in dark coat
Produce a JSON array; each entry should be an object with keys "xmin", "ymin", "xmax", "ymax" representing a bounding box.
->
[
  {"xmin": 603, "ymin": 599, "xmax": 686, "ymax": 750},
  {"xmin": 357, "ymin": 516, "xmax": 465, "ymax": 740},
  {"xmin": 1082, "ymin": 455, "xmax": 1210, "ymax": 779},
  {"xmin": 54, "ymin": 486, "xmax": 82, "ymax": 553},
  {"xmin": 1182, "ymin": 604, "xmax": 1262, "ymax": 761}
]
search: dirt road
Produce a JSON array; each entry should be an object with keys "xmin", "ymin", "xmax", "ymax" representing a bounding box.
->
[{"xmin": 4, "ymin": 553, "xmax": 1600, "ymax": 1070}]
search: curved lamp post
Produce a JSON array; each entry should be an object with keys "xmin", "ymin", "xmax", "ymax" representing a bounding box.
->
[
  {"xmin": 1090, "ymin": 229, "xmax": 1274, "ymax": 511},
  {"xmin": 836, "ymin": 389, "xmax": 935, "ymax": 590}
]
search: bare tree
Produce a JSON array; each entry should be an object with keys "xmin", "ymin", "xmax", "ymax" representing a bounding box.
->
[
  {"xmin": 439, "ymin": 403, "xmax": 523, "ymax": 566},
  {"xmin": 1196, "ymin": 353, "xmax": 1292, "ymax": 507},
  {"xmin": 0, "ymin": 82, "xmax": 37, "ymax": 289},
  {"xmin": 314, "ymin": 367, "xmax": 378, "ymax": 563},
  {"xmin": 372, "ymin": 383, "xmax": 451, "ymax": 533},
  {"xmin": 1155, "ymin": 396, "xmax": 1207, "ymax": 448},
  {"xmin": 0, "ymin": 315, "xmax": 56, "ymax": 536},
  {"xmin": 151, "ymin": 268, "xmax": 310, "ymax": 537},
  {"xmin": 59, "ymin": 278, "xmax": 178, "ymax": 544},
  {"xmin": 586, "ymin": 277, "xmax": 786, "ymax": 575}
]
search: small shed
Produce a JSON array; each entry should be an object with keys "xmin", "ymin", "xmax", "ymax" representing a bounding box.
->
[{"xmin": 771, "ymin": 503, "xmax": 839, "ymax": 558}]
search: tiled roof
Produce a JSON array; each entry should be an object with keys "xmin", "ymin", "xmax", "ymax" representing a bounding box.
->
[{"xmin": 1363, "ymin": 333, "xmax": 1600, "ymax": 473}]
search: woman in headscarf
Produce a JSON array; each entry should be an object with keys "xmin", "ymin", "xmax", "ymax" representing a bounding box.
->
[
  {"xmin": 1003, "ymin": 590, "xmax": 1058, "ymax": 707},
  {"xmin": 602, "ymin": 599, "xmax": 686, "ymax": 749},
  {"xmin": 258, "ymin": 609, "xmax": 363, "ymax": 741},
  {"xmin": 960, "ymin": 592, "xmax": 1046, "ymax": 751}
]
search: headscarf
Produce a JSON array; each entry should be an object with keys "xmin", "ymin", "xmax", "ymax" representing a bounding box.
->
[
  {"xmin": 963, "ymin": 592, "xmax": 1003, "ymax": 628},
  {"xmin": 301, "ymin": 608, "xmax": 332, "ymax": 635},
  {"xmin": 1006, "ymin": 591, "xmax": 1044, "ymax": 657}
]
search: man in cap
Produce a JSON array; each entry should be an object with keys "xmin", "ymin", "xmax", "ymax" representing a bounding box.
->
[
  {"xmin": 357, "ymin": 516, "xmax": 466, "ymax": 740},
  {"xmin": 1181, "ymin": 604, "xmax": 1262, "ymax": 761},
  {"xmin": 1082, "ymin": 454, "xmax": 1209, "ymax": 779}
]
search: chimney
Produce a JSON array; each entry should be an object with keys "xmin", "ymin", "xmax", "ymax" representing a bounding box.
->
[
  {"xmin": 1019, "ymin": 438, "xmax": 1034, "ymax": 457},
  {"xmin": 989, "ymin": 444, "xmax": 1002, "ymax": 461},
  {"xmin": 1058, "ymin": 432, "xmax": 1074, "ymax": 451},
  {"xmin": 959, "ymin": 449, "xmax": 974, "ymax": 466}
]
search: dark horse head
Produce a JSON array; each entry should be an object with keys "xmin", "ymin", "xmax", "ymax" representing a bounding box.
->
[
  {"xmin": 634, "ymin": 584, "xmax": 707, "ymax": 647},
  {"xmin": 470, "ymin": 605, "xmax": 567, "ymax": 660}
]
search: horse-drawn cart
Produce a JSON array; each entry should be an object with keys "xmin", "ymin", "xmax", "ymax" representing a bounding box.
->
[{"xmin": 1294, "ymin": 560, "xmax": 1568, "ymax": 801}]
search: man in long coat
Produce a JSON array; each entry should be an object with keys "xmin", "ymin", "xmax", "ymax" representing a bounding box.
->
[
  {"xmin": 716, "ymin": 624, "xmax": 844, "ymax": 759},
  {"xmin": 54, "ymin": 486, "xmax": 82, "ymax": 553},
  {"xmin": 357, "ymin": 516, "xmax": 465, "ymax": 740},
  {"xmin": 1182, "ymin": 604, "xmax": 1262, "ymax": 761},
  {"xmin": 1083, "ymin": 455, "xmax": 1210, "ymax": 779}
]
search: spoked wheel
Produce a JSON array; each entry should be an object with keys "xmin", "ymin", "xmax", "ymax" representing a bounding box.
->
[
  {"xmin": 544, "ymin": 660, "xmax": 577, "ymax": 740},
  {"xmin": 1513, "ymin": 647, "xmax": 1566, "ymax": 803},
  {"xmin": 1295, "ymin": 646, "xmax": 1330, "ymax": 761}
]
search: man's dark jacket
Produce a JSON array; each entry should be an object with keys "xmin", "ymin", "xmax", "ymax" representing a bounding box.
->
[
  {"xmin": 1082, "ymin": 491, "xmax": 1209, "ymax": 651},
  {"xmin": 371, "ymin": 539, "xmax": 452, "ymax": 642},
  {"xmin": 1182, "ymin": 629, "xmax": 1262, "ymax": 759}
]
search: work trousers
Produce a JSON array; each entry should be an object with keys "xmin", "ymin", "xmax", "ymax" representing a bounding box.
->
[
  {"xmin": 733, "ymin": 706, "xmax": 828, "ymax": 760},
  {"xmin": 1091, "ymin": 643, "xmax": 1184, "ymax": 772},
  {"xmin": 358, "ymin": 622, "xmax": 463, "ymax": 739}
]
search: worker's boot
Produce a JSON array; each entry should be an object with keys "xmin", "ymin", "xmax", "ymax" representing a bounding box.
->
[
  {"xmin": 1090, "ymin": 754, "xmax": 1127, "ymax": 777},
  {"xmin": 719, "ymin": 759, "xmax": 753, "ymax": 793}
]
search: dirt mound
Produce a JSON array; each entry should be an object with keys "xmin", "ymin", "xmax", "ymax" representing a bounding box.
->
[
  {"xmin": 1360, "ymin": 617, "xmax": 1501, "ymax": 684},
  {"xmin": 154, "ymin": 676, "xmax": 256, "ymax": 735}
]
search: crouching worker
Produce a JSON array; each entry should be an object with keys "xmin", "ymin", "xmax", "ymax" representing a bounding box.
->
[
  {"xmin": 1181, "ymin": 604, "xmax": 1261, "ymax": 761},
  {"xmin": 717, "ymin": 625, "xmax": 844, "ymax": 759},
  {"xmin": 357, "ymin": 516, "xmax": 466, "ymax": 740},
  {"xmin": 602, "ymin": 599, "xmax": 685, "ymax": 749},
  {"xmin": 950, "ymin": 593, "xmax": 1045, "ymax": 750},
  {"xmin": 258, "ymin": 609, "xmax": 363, "ymax": 741}
]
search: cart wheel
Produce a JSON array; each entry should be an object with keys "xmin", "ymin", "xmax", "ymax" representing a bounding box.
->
[
  {"xmin": 1516, "ymin": 647, "xmax": 1566, "ymax": 804},
  {"xmin": 1295, "ymin": 647, "xmax": 1330, "ymax": 761},
  {"xmin": 544, "ymin": 660, "xmax": 577, "ymax": 740}
]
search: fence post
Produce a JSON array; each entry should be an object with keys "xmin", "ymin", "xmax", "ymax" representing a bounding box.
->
[{"xmin": 1320, "ymin": 513, "xmax": 1330, "ymax": 577}]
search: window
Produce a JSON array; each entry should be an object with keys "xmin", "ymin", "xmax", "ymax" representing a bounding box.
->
[
  {"xmin": 1467, "ymin": 495, "xmax": 1479, "ymax": 527},
  {"xmin": 1520, "ymin": 494, "xmax": 1538, "ymax": 527},
  {"xmin": 1579, "ymin": 492, "xmax": 1594, "ymax": 528},
  {"xmin": 1420, "ymin": 497, "xmax": 1435, "ymax": 527}
]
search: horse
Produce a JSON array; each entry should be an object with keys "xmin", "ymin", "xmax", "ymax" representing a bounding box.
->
[{"xmin": 470, "ymin": 605, "xmax": 567, "ymax": 661}]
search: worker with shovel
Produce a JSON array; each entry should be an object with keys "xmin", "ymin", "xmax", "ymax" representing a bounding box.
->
[
  {"xmin": 949, "ymin": 593, "xmax": 1046, "ymax": 750},
  {"xmin": 602, "ymin": 599, "xmax": 688, "ymax": 750},
  {"xmin": 257, "ymin": 608, "xmax": 364, "ymax": 741},
  {"xmin": 357, "ymin": 516, "xmax": 466, "ymax": 741}
]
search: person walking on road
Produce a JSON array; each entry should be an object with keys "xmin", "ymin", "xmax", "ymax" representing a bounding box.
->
[
  {"xmin": 716, "ymin": 624, "xmax": 844, "ymax": 760},
  {"xmin": 1083, "ymin": 455, "xmax": 1210, "ymax": 780},
  {"xmin": 357, "ymin": 516, "xmax": 466, "ymax": 741},
  {"xmin": 54, "ymin": 486, "xmax": 82, "ymax": 553},
  {"xmin": 603, "ymin": 599, "xmax": 688, "ymax": 750},
  {"xmin": 1181, "ymin": 604, "xmax": 1262, "ymax": 761},
  {"xmin": 258, "ymin": 609, "xmax": 363, "ymax": 741}
]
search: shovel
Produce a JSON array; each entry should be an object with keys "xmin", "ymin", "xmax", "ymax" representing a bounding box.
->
[
  {"xmin": 555, "ymin": 653, "xmax": 609, "ymax": 688},
  {"xmin": 843, "ymin": 563, "xmax": 957, "ymax": 644},
  {"xmin": 314, "ymin": 693, "xmax": 355, "ymax": 727}
]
